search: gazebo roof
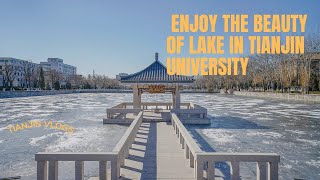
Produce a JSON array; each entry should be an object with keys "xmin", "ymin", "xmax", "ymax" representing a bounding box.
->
[{"xmin": 120, "ymin": 53, "xmax": 194, "ymax": 84}]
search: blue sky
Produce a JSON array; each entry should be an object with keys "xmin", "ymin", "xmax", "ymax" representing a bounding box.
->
[{"xmin": 0, "ymin": 0, "xmax": 319, "ymax": 77}]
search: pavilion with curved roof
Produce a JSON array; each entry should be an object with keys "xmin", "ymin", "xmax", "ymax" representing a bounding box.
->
[{"xmin": 120, "ymin": 53, "xmax": 194, "ymax": 109}]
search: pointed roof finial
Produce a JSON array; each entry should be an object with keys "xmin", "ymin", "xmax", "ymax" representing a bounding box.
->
[{"xmin": 155, "ymin": 52, "xmax": 159, "ymax": 61}]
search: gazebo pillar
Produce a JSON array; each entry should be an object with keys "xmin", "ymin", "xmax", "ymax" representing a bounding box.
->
[
  {"xmin": 175, "ymin": 85, "xmax": 181, "ymax": 109},
  {"xmin": 172, "ymin": 85, "xmax": 181, "ymax": 109},
  {"xmin": 133, "ymin": 85, "xmax": 141, "ymax": 109},
  {"xmin": 172, "ymin": 91, "xmax": 176, "ymax": 109}
]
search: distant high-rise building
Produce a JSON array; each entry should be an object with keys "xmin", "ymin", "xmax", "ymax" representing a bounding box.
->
[{"xmin": 40, "ymin": 58, "xmax": 76, "ymax": 76}]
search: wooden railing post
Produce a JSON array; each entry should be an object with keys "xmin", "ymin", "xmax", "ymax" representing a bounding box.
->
[
  {"xmin": 37, "ymin": 161, "xmax": 48, "ymax": 180},
  {"xmin": 48, "ymin": 161, "xmax": 58, "ymax": 180},
  {"xmin": 125, "ymin": 144, "xmax": 130, "ymax": 158},
  {"xmin": 119, "ymin": 150, "xmax": 125, "ymax": 167},
  {"xmin": 268, "ymin": 162, "xmax": 279, "ymax": 180},
  {"xmin": 181, "ymin": 137, "xmax": 185, "ymax": 149},
  {"xmin": 75, "ymin": 161, "xmax": 84, "ymax": 180},
  {"xmin": 207, "ymin": 161, "xmax": 215, "ymax": 180},
  {"xmin": 257, "ymin": 162, "xmax": 267, "ymax": 180},
  {"xmin": 185, "ymin": 145, "xmax": 190, "ymax": 159},
  {"xmin": 230, "ymin": 161, "xmax": 240, "ymax": 180},
  {"xmin": 190, "ymin": 152, "xmax": 195, "ymax": 168},
  {"xmin": 195, "ymin": 158, "xmax": 204, "ymax": 180},
  {"xmin": 111, "ymin": 159, "xmax": 120, "ymax": 180},
  {"xmin": 99, "ymin": 161, "xmax": 107, "ymax": 180}
]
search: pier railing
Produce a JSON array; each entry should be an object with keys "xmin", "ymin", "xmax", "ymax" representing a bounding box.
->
[
  {"xmin": 171, "ymin": 113, "xmax": 280, "ymax": 180},
  {"xmin": 171, "ymin": 103, "xmax": 207, "ymax": 118},
  {"xmin": 35, "ymin": 152, "xmax": 118, "ymax": 180},
  {"xmin": 106, "ymin": 103, "xmax": 141, "ymax": 118},
  {"xmin": 171, "ymin": 113, "xmax": 202, "ymax": 169},
  {"xmin": 107, "ymin": 102, "xmax": 207, "ymax": 119},
  {"xmin": 35, "ymin": 111, "xmax": 144, "ymax": 180},
  {"xmin": 196, "ymin": 152, "xmax": 280, "ymax": 180},
  {"xmin": 112, "ymin": 111, "xmax": 144, "ymax": 168}
]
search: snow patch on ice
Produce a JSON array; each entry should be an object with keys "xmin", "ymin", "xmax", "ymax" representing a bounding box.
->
[
  {"xmin": 262, "ymin": 140, "xmax": 271, "ymax": 144},
  {"xmin": 202, "ymin": 129, "xmax": 236, "ymax": 143},
  {"xmin": 285, "ymin": 130, "xmax": 306, "ymax": 135},
  {"xmin": 29, "ymin": 132, "xmax": 62, "ymax": 146},
  {"xmin": 45, "ymin": 127, "xmax": 107, "ymax": 152},
  {"xmin": 306, "ymin": 160, "xmax": 320, "ymax": 168},
  {"xmin": 297, "ymin": 138, "xmax": 320, "ymax": 146},
  {"xmin": 0, "ymin": 125, "xmax": 10, "ymax": 132},
  {"xmin": 257, "ymin": 117, "xmax": 273, "ymax": 121},
  {"xmin": 281, "ymin": 164, "xmax": 292, "ymax": 169},
  {"xmin": 246, "ymin": 131, "xmax": 283, "ymax": 138}
]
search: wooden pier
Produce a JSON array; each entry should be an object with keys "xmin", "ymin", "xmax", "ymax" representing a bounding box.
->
[
  {"xmin": 120, "ymin": 122, "xmax": 195, "ymax": 179},
  {"xmin": 35, "ymin": 110, "xmax": 280, "ymax": 180},
  {"xmin": 103, "ymin": 102, "xmax": 211, "ymax": 125},
  {"xmin": 34, "ymin": 54, "xmax": 280, "ymax": 179}
]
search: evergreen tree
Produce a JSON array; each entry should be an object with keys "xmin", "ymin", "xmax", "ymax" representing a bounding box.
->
[
  {"xmin": 45, "ymin": 82, "xmax": 50, "ymax": 90},
  {"xmin": 39, "ymin": 67, "xmax": 45, "ymax": 90},
  {"xmin": 66, "ymin": 82, "xmax": 72, "ymax": 89},
  {"xmin": 54, "ymin": 81, "xmax": 60, "ymax": 90}
]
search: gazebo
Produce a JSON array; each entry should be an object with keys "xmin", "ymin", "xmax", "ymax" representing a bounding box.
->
[
  {"xmin": 120, "ymin": 53, "xmax": 194, "ymax": 110},
  {"xmin": 104, "ymin": 53, "xmax": 208, "ymax": 124}
]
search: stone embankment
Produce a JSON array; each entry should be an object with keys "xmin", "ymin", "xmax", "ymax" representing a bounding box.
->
[
  {"xmin": 0, "ymin": 90, "xmax": 76, "ymax": 98},
  {"xmin": 0, "ymin": 89, "xmax": 219, "ymax": 99},
  {"xmin": 234, "ymin": 91, "xmax": 320, "ymax": 102}
]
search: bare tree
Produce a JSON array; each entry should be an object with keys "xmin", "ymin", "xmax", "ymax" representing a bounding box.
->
[
  {"xmin": 2, "ymin": 62, "xmax": 17, "ymax": 90},
  {"xmin": 47, "ymin": 70, "xmax": 63, "ymax": 89},
  {"xmin": 22, "ymin": 60, "xmax": 34, "ymax": 89},
  {"xmin": 298, "ymin": 33, "xmax": 320, "ymax": 93},
  {"xmin": 192, "ymin": 33, "xmax": 320, "ymax": 94},
  {"xmin": 69, "ymin": 74, "xmax": 84, "ymax": 89},
  {"xmin": 31, "ymin": 66, "xmax": 41, "ymax": 89}
]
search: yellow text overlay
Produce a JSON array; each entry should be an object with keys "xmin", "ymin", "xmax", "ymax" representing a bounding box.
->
[
  {"xmin": 7, "ymin": 120, "xmax": 75, "ymax": 134},
  {"xmin": 167, "ymin": 57, "xmax": 248, "ymax": 76}
]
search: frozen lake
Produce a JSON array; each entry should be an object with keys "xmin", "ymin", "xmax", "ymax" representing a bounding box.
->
[{"xmin": 0, "ymin": 93, "xmax": 319, "ymax": 179}]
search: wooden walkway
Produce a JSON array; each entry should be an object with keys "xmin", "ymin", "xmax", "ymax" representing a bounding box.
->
[{"xmin": 120, "ymin": 122, "xmax": 195, "ymax": 180}]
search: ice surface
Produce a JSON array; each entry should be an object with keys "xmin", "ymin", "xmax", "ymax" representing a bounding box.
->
[
  {"xmin": 0, "ymin": 93, "xmax": 319, "ymax": 179},
  {"xmin": 182, "ymin": 93, "xmax": 320, "ymax": 180}
]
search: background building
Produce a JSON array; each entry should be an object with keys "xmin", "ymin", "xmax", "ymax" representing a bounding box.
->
[
  {"xmin": 40, "ymin": 58, "xmax": 76, "ymax": 75},
  {"xmin": 40, "ymin": 58, "xmax": 77, "ymax": 88},
  {"xmin": 0, "ymin": 57, "xmax": 76, "ymax": 89},
  {"xmin": 0, "ymin": 57, "xmax": 39, "ymax": 88},
  {"xmin": 116, "ymin": 73, "xmax": 128, "ymax": 80}
]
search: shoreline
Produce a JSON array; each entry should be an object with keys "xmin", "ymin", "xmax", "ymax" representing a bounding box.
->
[
  {"xmin": 0, "ymin": 89, "xmax": 217, "ymax": 99},
  {"xmin": 1, "ymin": 90, "xmax": 320, "ymax": 103},
  {"xmin": 233, "ymin": 91, "xmax": 320, "ymax": 103}
]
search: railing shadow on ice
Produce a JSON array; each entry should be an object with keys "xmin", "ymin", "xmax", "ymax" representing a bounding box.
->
[
  {"xmin": 35, "ymin": 111, "xmax": 144, "ymax": 180},
  {"xmin": 185, "ymin": 114, "xmax": 270, "ymax": 178},
  {"xmin": 171, "ymin": 113, "xmax": 280, "ymax": 180}
]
